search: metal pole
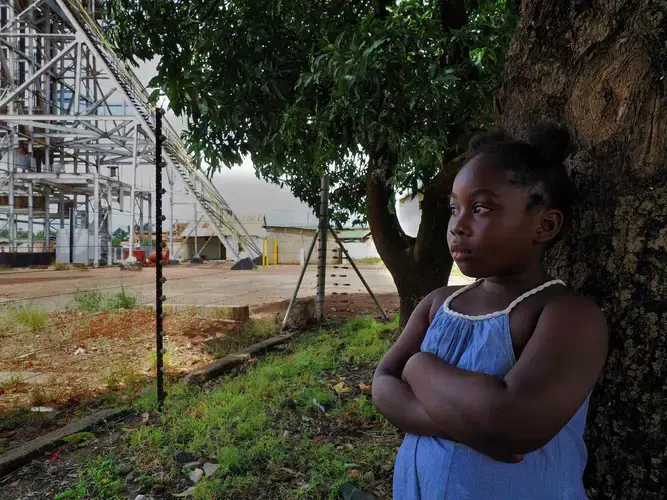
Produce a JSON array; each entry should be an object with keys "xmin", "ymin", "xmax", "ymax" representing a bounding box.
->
[
  {"xmin": 282, "ymin": 229, "xmax": 319, "ymax": 330},
  {"xmin": 316, "ymin": 175, "xmax": 329, "ymax": 323},
  {"xmin": 194, "ymin": 202, "xmax": 198, "ymax": 258},
  {"xmin": 93, "ymin": 174, "xmax": 99, "ymax": 267},
  {"xmin": 128, "ymin": 123, "xmax": 138, "ymax": 259},
  {"xmin": 59, "ymin": 192, "xmax": 65, "ymax": 229},
  {"xmin": 44, "ymin": 186, "xmax": 50, "ymax": 252},
  {"xmin": 107, "ymin": 183, "xmax": 113, "ymax": 265},
  {"xmin": 169, "ymin": 176, "xmax": 174, "ymax": 259},
  {"xmin": 69, "ymin": 205, "xmax": 74, "ymax": 264},
  {"xmin": 155, "ymin": 109, "xmax": 166, "ymax": 410},
  {"xmin": 139, "ymin": 198, "xmax": 144, "ymax": 253},
  {"xmin": 28, "ymin": 181, "xmax": 34, "ymax": 252},
  {"xmin": 8, "ymin": 146, "xmax": 14, "ymax": 252},
  {"xmin": 328, "ymin": 226, "xmax": 389, "ymax": 321},
  {"xmin": 147, "ymin": 192, "xmax": 152, "ymax": 257}
]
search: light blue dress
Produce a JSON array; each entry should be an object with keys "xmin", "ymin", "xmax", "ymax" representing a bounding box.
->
[{"xmin": 393, "ymin": 280, "xmax": 590, "ymax": 499}]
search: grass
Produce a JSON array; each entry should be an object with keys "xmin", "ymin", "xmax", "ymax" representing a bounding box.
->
[
  {"xmin": 70, "ymin": 288, "xmax": 138, "ymax": 314},
  {"xmin": 7, "ymin": 303, "xmax": 49, "ymax": 332},
  {"xmin": 103, "ymin": 362, "xmax": 146, "ymax": 393},
  {"xmin": 55, "ymin": 457, "xmax": 124, "ymax": 500},
  {"xmin": 54, "ymin": 262, "xmax": 77, "ymax": 271},
  {"xmin": 354, "ymin": 257, "xmax": 384, "ymax": 265},
  {"xmin": 449, "ymin": 263, "xmax": 465, "ymax": 278},
  {"xmin": 60, "ymin": 317, "xmax": 401, "ymax": 499}
]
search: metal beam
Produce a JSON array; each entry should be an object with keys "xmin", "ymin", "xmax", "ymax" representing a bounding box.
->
[{"xmin": 0, "ymin": 40, "xmax": 77, "ymax": 109}]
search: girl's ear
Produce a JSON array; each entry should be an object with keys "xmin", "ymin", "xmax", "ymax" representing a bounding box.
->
[{"xmin": 535, "ymin": 208, "xmax": 564, "ymax": 244}]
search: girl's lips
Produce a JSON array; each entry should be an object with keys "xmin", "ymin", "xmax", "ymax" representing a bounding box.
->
[
  {"xmin": 451, "ymin": 251, "xmax": 471, "ymax": 261},
  {"xmin": 449, "ymin": 244, "xmax": 472, "ymax": 261}
]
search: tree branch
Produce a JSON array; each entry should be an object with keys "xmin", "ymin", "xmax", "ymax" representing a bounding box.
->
[
  {"xmin": 365, "ymin": 145, "xmax": 413, "ymax": 271},
  {"xmin": 413, "ymin": 163, "xmax": 459, "ymax": 266}
]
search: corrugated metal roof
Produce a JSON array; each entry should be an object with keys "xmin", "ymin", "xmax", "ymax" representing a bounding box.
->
[{"xmin": 337, "ymin": 228, "xmax": 372, "ymax": 240}]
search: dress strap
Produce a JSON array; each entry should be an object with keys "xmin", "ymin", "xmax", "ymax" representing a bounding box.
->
[
  {"xmin": 443, "ymin": 279, "xmax": 483, "ymax": 310},
  {"xmin": 503, "ymin": 279, "xmax": 565, "ymax": 315},
  {"xmin": 442, "ymin": 279, "xmax": 565, "ymax": 321}
]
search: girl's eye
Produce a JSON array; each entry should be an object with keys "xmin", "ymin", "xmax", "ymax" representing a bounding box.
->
[
  {"xmin": 450, "ymin": 205, "xmax": 459, "ymax": 216},
  {"xmin": 473, "ymin": 204, "xmax": 490, "ymax": 214}
]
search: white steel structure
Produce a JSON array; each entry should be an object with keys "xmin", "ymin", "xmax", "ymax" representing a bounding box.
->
[{"xmin": 0, "ymin": 0, "xmax": 261, "ymax": 266}]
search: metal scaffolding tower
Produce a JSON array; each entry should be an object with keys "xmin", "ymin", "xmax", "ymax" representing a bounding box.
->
[{"xmin": 0, "ymin": 0, "xmax": 261, "ymax": 266}]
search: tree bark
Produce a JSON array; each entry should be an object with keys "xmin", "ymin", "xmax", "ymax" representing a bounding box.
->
[
  {"xmin": 497, "ymin": 1, "xmax": 667, "ymax": 497},
  {"xmin": 365, "ymin": 147, "xmax": 455, "ymax": 327}
]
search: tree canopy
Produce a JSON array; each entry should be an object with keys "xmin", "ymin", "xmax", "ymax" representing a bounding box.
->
[{"xmin": 107, "ymin": 0, "xmax": 515, "ymax": 226}]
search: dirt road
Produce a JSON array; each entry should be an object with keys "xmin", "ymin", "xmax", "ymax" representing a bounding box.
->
[{"xmin": 0, "ymin": 262, "xmax": 471, "ymax": 312}]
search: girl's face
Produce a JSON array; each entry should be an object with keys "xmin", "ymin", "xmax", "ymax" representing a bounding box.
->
[{"xmin": 447, "ymin": 155, "xmax": 547, "ymax": 278}]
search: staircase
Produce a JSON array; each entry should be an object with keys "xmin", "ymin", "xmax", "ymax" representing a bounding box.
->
[{"xmin": 58, "ymin": 0, "xmax": 262, "ymax": 260}]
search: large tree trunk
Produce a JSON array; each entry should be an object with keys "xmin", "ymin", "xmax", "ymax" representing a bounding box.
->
[
  {"xmin": 365, "ymin": 148, "xmax": 455, "ymax": 326},
  {"xmin": 497, "ymin": 2, "xmax": 667, "ymax": 497}
]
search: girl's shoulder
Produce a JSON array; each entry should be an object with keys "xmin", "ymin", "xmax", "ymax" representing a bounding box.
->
[{"xmin": 423, "ymin": 284, "xmax": 467, "ymax": 323}]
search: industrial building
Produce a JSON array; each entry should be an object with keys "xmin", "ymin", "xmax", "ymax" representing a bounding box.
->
[{"xmin": 0, "ymin": 0, "xmax": 259, "ymax": 267}]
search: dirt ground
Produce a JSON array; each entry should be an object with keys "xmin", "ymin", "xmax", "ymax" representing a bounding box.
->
[
  {"xmin": 0, "ymin": 262, "xmax": 406, "ymax": 311},
  {"xmin": 0, "ymin": 291, "xmax": 400, "ymax": 462}
]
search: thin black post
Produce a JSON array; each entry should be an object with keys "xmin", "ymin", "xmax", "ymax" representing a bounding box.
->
[
  {"xmin": 69, "ymin": 205, "xmax": 74, "ymax": 264},
  {"xmin": 155, "ymin": 110, "xmax": 166, "ymax": 410},
  {"xmin": 316, "ymin": 176, "xmax": 329, "ymax": 323}
]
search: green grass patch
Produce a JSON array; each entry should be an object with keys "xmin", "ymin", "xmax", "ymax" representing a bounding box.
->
[
  {"xmin": 7, "ymin": 303, "xmax": 49, "ymax": 332},
  {"xmin": 55, "ymin": 456, "xmax": 124, "ymax": 500},
  {"xmin": 70, "ymin": 287, "xmax": 138, "ymax": 313},
  {"xmin": 114, "ymin": 316, "xmax": 401, "ymax": 499}
]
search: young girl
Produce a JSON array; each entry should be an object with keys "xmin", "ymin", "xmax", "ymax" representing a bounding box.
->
[{"xmin": 372, "ymin": 125, "xmax": 608, "ymax": 499}]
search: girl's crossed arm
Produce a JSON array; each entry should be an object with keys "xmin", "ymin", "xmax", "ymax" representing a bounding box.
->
[
  {"xmin": 372, "ymin": 290, "xmax": 524, "ymax": 463},
  {"xmin": 402, "ymin": 296, "xmax": 608, "ymax": 457}
]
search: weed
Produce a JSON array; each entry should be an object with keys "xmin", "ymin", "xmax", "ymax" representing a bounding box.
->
[
  {"xmin": 103, "ymin": 362, "xmax": 145, "ymax": 393},
  {"xmin": 71, "ymin": 287, "xmax": 138, "ymax": 313},
  {"xmin": 55, "ymin": 456, "xmax": 124, "ymax": 500},
  {"xmin": 148, "ymin": 344, "xmax": 176, "ymax": 373},
  {"xmin": 238, "ymin": 318, "xmax": 279, "ymax": 341},
  {"xmin": 8, "ymin": 304, "xmax": 49, "ymax": 332},
  {"xmin": 54, "ymin": 262, "xmax": 76, "ymax": 271},
  {"xmin": 28, "ymin": 376, "xmax": 63, "ymax": 407}
]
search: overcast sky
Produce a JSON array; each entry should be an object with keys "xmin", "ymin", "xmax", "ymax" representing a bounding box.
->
[{"xmin": 130, "ymin": 59, "xmax": 315, "ymax": 230}]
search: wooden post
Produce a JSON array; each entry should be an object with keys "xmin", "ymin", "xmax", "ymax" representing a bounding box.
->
[{"xmin": 316, "ymin": 176, "xmax": 329, "ymax": 323}]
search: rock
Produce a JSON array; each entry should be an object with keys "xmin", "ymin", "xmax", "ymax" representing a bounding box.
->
[
  {"xmin": 172, "ymin": 486, "xmax": 197, "ymax": 497},
  {"xmin": 363, "ymin": 471, "xmax": 375, "ymax": 484},
  {"xmin": 174, "ymin": 451, "xmax": 197, "ymax": 464},
  {"xmin": 282, "ymin": 298, "xmax": 316, "ymax": 330},
  {"xmin": 117, "ymin": 463, "xmax": 132, "ymax": 476},
  {"xmin": 347, "ymin": 469, "xmax": 361, "ymax": 480},
  {"xmin": 202, "ymin": 462, "xmax": 219, "ymax": 477},
  {"xmin": 340, "ymin": 483, "xmax": 377, "ymax": 500},
  {"xmin": 188, "ymin": 467, "xmax": 204, "ymax": 484},
  {"xmin": 135, "ymin": 495, "xmax": 154, "ymax": 500},
  {"xmin": 183, "ymin": 460, "xmax": 202, "ymax": 470},
  {"xmin": 231, "ymin": 257, "xmax": 254, "ymax": 270}
]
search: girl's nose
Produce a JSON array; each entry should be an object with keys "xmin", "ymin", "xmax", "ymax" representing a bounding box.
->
[{"xmin": 450, "ymin": 215, "xmax": 471, "ymax": 237}]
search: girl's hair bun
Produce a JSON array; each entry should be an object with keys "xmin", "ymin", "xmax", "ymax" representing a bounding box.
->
[
  {"xmin": 528, "ymin": 123, "xmax": 571, "ymax": 165},
  {"xmin": 465, "ymin": 129, "xmax": 509, "ymax": 162}
]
